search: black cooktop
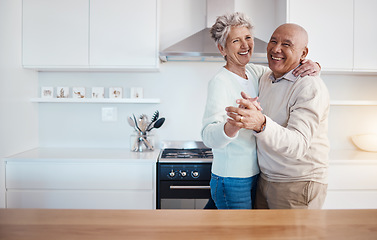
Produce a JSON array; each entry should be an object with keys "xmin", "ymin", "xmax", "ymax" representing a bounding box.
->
[{"xmin": 160, "ymin": 148, "xmax": 213, "ymax": 159}]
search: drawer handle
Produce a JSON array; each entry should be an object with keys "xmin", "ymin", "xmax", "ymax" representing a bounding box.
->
[{"xmin": 169, "ymin": 186, "xmax": 210, "ymax": 190}]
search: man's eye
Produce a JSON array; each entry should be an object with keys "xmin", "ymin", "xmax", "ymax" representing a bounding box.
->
[{"xmin": 282, "ymin": 43, "xmax": 290, "ymax": 47}]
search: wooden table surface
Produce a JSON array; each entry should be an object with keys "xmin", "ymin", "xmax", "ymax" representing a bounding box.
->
[{"xmin": 1, "ymin": 209, "xmax": 376, "ymax": 240}]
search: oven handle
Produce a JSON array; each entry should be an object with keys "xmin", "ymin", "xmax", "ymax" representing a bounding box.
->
[{"xmin": 169, "ymin": 186, "xmax": 211, "ymax": 190}]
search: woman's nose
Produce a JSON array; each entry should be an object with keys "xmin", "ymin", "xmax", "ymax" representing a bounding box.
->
[{"xmin": 240, "ymin": 40, "xmax": 248, "ymax": 48}]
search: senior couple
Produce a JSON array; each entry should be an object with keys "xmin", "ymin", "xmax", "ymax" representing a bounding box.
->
[{"xmin": 202, "ymin": 12, "xmax": 330, "ymax": 209}]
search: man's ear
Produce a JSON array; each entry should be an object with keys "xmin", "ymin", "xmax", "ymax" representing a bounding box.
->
[
  {"xmin": 217, "ymin": 44, "xmax": 226, "ymax": 57},
  {"xmin": 300, "ymin": 47, "xmax": 309, "ymax": 60}
]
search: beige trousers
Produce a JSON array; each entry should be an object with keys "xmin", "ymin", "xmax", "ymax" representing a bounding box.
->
[{"xmin": 255, "ymin": 176, "xmax": 328, "ymax": 209}]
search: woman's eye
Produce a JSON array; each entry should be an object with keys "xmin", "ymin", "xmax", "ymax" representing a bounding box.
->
[{"xmin": 232, "ymin": 39, "xmax": 239, "ymax": 43}]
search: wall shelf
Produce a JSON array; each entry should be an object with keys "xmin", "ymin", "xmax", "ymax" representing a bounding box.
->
[
  {"xmin": 30, "ymin": 98, "xmax": 161, "ymax": 104},
  {"xmin": 330, "ymin": 100, "xmax": 377, "ymax": 106}
]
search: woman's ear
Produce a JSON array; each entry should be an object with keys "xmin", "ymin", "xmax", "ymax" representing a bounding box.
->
[
  {"xmin": 217, "ymin": 44, "xmax": 226, "ymax": 57},
  {"xmin": 300, "ymin": 47, "xmax": 309, "ymax": 61}
]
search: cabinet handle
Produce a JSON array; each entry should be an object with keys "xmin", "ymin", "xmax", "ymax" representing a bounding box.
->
[{"xmin": 169, "ymin": 186, "xmax": 210, "ymax": 190}]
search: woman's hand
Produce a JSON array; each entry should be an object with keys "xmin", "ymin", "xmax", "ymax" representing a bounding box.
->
[
  {"xmin": 238, "ymin": 92, "xmax": 263, "ymax": 111},
  {"xmin": 225, "ymin": 92, "xmax": 265, "ymax": 132},
  {"xmin": 293, "ymin": 59, "xmax": 321, "ymax": 77}
]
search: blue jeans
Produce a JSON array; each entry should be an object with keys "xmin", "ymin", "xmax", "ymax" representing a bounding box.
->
[{"xmin": 210, "ymin": 173, "xmax": 259, "ymax": 209}]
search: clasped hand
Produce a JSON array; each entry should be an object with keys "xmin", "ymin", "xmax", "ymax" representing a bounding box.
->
[{"xmin": 225, "ymin": 92, "xmax": 265, "ymax": 132}]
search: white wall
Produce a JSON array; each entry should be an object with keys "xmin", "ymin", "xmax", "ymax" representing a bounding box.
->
[
  {"xmin": 38, "ymin": 62, "xmax": 223, "ymax": 148},
  {"xmin": 37, "ymin": 0, "xmax": 377, "ymax": 151},
  {"xmin": 0, "ymin": 0, "xmax": 39, "ymax": 208}
]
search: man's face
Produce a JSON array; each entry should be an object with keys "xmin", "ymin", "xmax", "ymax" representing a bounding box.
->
[{"xmin": 267, "ymin": 25, "xmax": 308, "ymax": 79}]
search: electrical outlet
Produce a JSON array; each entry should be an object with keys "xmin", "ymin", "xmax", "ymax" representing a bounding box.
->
[{"xmin": 102, "ymin": 107, "xmax": 117, "ymax": 122}]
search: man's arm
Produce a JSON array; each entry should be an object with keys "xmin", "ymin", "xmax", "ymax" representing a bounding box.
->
[{"xmin": 226, "ymin": 79, "xmax": 329, "ymax": 159}]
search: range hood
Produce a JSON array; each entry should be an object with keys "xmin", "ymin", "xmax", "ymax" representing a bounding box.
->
[{"xmin": 159, "ymin": 0, "xmax": 268, "ymax": 63}]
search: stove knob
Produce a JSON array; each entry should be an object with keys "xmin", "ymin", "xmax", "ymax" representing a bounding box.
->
[
  {"xmin": 180, "ymin": 171, "xmax": 187, "ymax": 177},
  {"xmin": 169, "ymin": 170, "xmax": 175, "ymax": 178},
  {"xmin": 191, "ymin": 171, "xmax": 199, "ymax": 178}
]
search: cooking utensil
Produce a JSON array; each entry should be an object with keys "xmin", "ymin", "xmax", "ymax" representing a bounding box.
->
[
  {"xmin": 139, "ymin": 114, "xmax": 149, "ymax": 132},
  {"xmin": 132, "ymin": 114, "xmax": 142, "ymax": 132},
  {"xmin": 146, "ymin": 110, "xmax": 159, "ymax": 131},
  {"xmin": 142, "ymin": 136, "xmax": 154, "ymax": 150},
  {"xmin": 147, "ymin": 117, "xmax": 165, "ymax": 132},
  {"xmin": 127, "ymin": 117, "xmax": 138, "ymax": 131}
]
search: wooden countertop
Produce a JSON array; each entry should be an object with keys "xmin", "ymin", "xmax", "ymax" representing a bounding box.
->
[{"xmin": 0, "ymin": 209, "xmax": 376, "ymax": 240}]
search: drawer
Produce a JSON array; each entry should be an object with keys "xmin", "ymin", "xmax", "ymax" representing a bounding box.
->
[
  {"xmin": 323, "ymin": 190, "xmax": 377, "ymax": 209},
  {"xmin": 327, "ymin": 163, "xmax": 377, "ymax": 190},
  {"xmin": 7, "ymin": 190, "xmax": 154, "ymax": 209},
  {"xmin": 6, "ymin": 162, "xmax": 155, "ymax": 190}
]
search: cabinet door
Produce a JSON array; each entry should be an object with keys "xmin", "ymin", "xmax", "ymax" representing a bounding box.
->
[
  {"xmin": 89, "ymin": 0, "xmax": 158, "ymax": 68},
  {"xmin": 7, "ymin": 190, "xmax": 154, "ymax": 209},
  {"xmin": 287, "ymin": 0, "xmax": 353, "ymax": 70},
  {"xmin": 354, "ymin": 0, "xmax": 377, "ymax": 70},
  {"xmin": 6, "ymin": 162, "xmax": 154, "ymax": 190},
  {"xmin": 6, "ymin": 161, "xmax": 156, "ymax": 209},
  {"xmin": 323, "ymin": 162, "xmax": 377, "ymax": 209},
  {"xmin": 22, "ymin": 0, "xmax": 89, "ymax": 67},
  {"xmin": 323, "ymin": 191, "xmax": 377, "ymax": 209}
]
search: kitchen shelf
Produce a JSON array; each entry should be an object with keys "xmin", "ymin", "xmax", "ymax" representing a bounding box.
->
[
  {"xmin": 30, "ymin": 98, "xmax": 161, "ymax": 104},
  {"xmin": 330, "ymin": 100, "xmax": 377, "ymax": 106}
]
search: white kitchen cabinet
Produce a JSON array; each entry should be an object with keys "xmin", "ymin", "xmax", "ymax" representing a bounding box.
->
[
  {"xmin": 287, "ymin": 0, "xmax": 377, "ymax": 72},
  {"xmin": 354, "ymin": 0, "xmax": 377, "ymax": 71},
  {"xmin": 5, "ymin": 148, "xmax": 158, "ymax": 209},
  {"xmin": 22, "ymin": 0, "xmax": 89, "ymax": 67},
  {"xmin": 322, "ymin": 150, "xmax": 377, "ymax": 209},
  {"xmin": 90, "ymin": 0, "xmax": 158, "ymax": 68},
  {"xmin": 287, "ymin": 0, "xmax": 354, "ymax": 71},
  {"xmin": 22, "ymin": 0, "xmax": 159, "ymax": 70}
]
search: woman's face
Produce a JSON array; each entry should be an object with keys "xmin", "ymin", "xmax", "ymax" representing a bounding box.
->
[{"xmin": 219, "ymin": 26, "xmax": 254, "ymax": 67}]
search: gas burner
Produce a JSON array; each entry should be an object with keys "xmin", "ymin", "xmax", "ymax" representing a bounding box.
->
[{"xmin": 161, "ymin": 148, "xmax": 213, "ymax": 159}]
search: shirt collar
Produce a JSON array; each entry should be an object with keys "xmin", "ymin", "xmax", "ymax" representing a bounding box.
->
[{"xmin": 269, "ymin": 65, "xmax": 301, "ymax": 83}]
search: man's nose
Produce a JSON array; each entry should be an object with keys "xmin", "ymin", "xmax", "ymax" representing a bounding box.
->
[{"xmin": 271, "ymin": 44, "xmax": 281, "ymax": 52}]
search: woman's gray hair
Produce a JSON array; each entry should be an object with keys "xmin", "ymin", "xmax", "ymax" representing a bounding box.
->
[{"xmin": 210, "ymin": 12, "xmax": 254, "ymax": 48}]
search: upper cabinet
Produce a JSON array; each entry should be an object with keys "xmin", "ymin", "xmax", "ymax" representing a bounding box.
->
[
  {"xmin": 287, "ymin": 0, "xmax": 353, "ymax": 71},
  {"xmin": 287, "ymin": 0, "xmax": 377, "ymax": 72},
  {"xmin": 22, "ymin": 0, "xmax": 89, "ymax": 67},
  {"xmin": 22, "ymin": 0, "xmax": 159, "ymax": 71},
  {"xmin": 354, "ymin": 0, "xmax": 377, "ymax": 71}
]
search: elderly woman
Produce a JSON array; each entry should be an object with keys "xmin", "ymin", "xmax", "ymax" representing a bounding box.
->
[{"xmin": 201, "ymin": 12, "xmax": 320, "ymax": 209}]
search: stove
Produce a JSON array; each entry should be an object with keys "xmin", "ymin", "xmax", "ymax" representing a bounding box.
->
[
  {"xmin": 157, "ymin": 141, "xmax": 213, "ymax": 209},
  {"xmin": 160, "ymin": 148, "xmax": 213, "ymax": 162}
]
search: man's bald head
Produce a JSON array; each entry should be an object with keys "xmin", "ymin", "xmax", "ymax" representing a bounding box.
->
[{"xmin": 267, "ymin": 23, "xmax": 309, "ymax": 78}]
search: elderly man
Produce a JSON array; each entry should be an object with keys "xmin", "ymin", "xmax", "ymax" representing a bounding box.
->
[{"xmin": 226, "ymin": 23, "xmax": 330, "ymax": 209}]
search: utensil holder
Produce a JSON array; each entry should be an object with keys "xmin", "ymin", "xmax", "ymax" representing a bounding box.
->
[{"xmin": 130, "ymin": 132, "xmax": 154, "ymax": 152}]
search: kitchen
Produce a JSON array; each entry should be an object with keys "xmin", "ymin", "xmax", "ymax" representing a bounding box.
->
[{"xmin": 1, "ymin": 0, "xmax": 377, "ymax": 238}]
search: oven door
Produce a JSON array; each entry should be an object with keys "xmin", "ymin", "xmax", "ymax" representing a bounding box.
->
[{"xmin": 159, "ymin": 180, "xmax": 211, "ymax": 209}]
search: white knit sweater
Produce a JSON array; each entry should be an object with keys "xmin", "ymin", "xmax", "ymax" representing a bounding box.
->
[{"xmin": 201, "ymin": 63, "xmax": 268, "ymax": 177}]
